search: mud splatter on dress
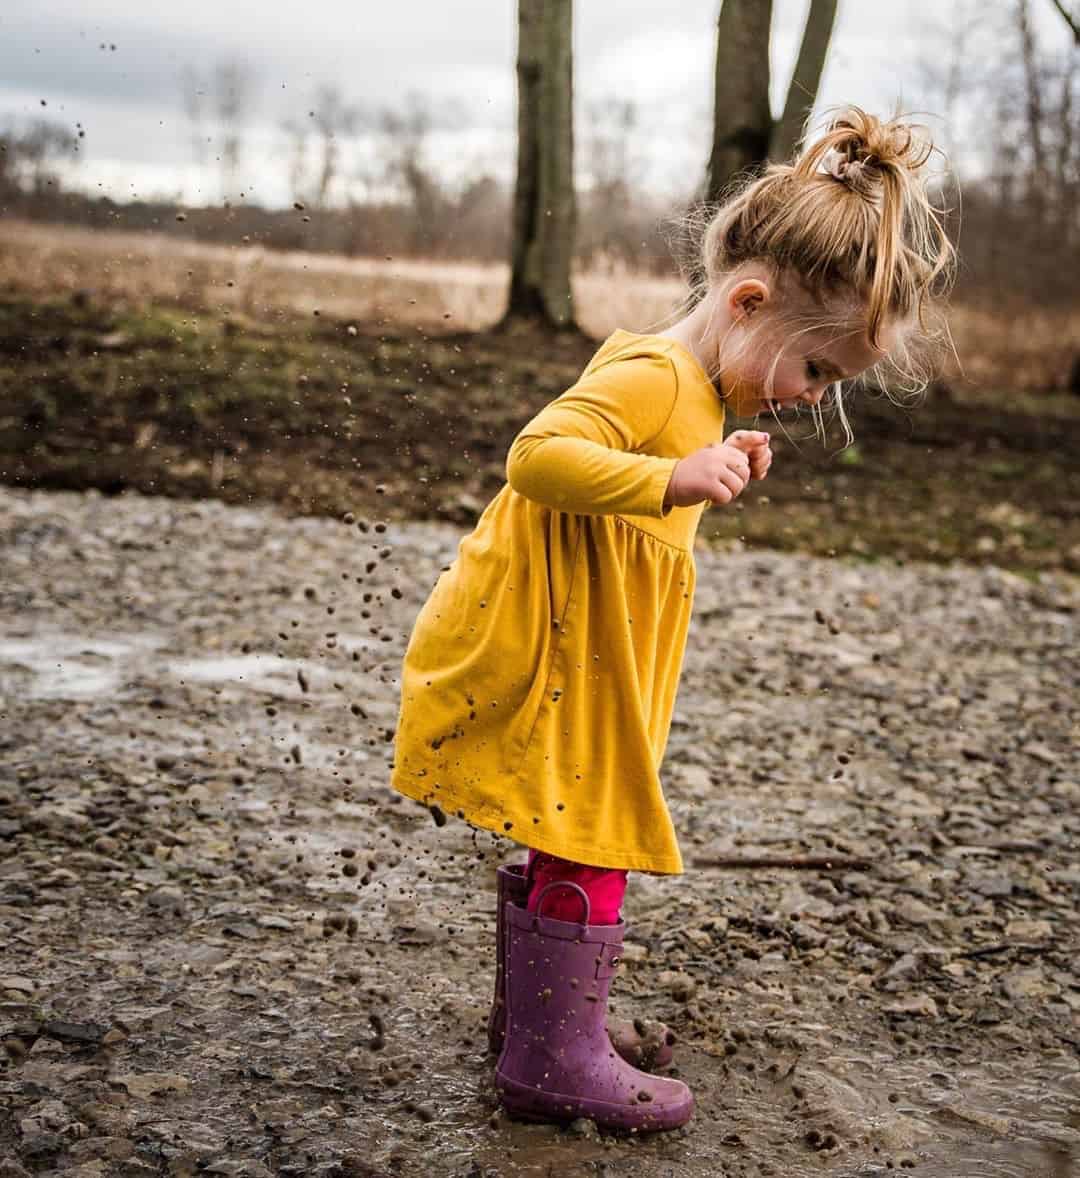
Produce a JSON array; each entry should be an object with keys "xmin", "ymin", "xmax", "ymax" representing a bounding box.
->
[{"xmin": 390, "ymin": 330, "xmax": 726, "ymax": 873}]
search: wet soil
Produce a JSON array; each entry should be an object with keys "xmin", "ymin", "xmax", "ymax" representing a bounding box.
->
[
  {"xmin": 1, "ymin": 486, "xmax": 1078, "ymax": 1177},
  {"xmin": 2, "ymin": 293, "xmax": 1079, "ymax": 574}
]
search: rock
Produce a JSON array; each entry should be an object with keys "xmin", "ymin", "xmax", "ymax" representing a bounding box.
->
[
  {"xmin": 257, "ymin": 914, "xmax": 293, "ymax": 930},
  {"xmin": 1001, "ymin": 968, "xmax": 1058, "ymax": 1001},
  {"xmin": 38, "ymin": 867, "xmax": 79, "ymax": 887},
  {"xmin": 891, "ymin": 896, "xmax": 940, "ymax": 925},
  {"xmin": 145, "ymin": 887, "xmax": 185, "ymax": 916},
  {"xmin": 203, "ymin": 1163, "xmax": 275, "ymax": 1177},
  {"xmin": 67, "ymin": 1135, "xmax": 136, "ymax": 1163},
  {"xmin": 112, "ymin": 1071, "xmax": 192, "ymax": 1098},
  {"xmin": 1004, "ymin": 918, "xmax": 1053, "ymax": 940},
  {"xmin": 32, "ymin": 805, "xmax": 90, "ymax": 834},
  {"xmin": 222, "ymin": 921, "xmax": 264, "ymax": 940},
  {"xmin": 791, "ymin": 926, "xmax": 827, "ymax": 951},
  {"xmin": 968, "ymin": 874, "xmax": 1014, "ymax": 899},
  {"xmin": 1022, "ymin": 741, "xmax": 1059, "ymax": 765},
  {"xmin": 0, "ymin": 976, "xmax": 36, "ymax": 995},
  {"xmin": 881, "ymin": 952, "xmax": 923, "ymax": 986},
  {"xmin": 939, "ymin": 1103, "xmax": 1014, "ymax": 1137},
  {"xmin": 658, "ymin": 971, "xmax": 697, "ymax": 1002},
  {"xmin": 41, "ymin": 1020, "xmax": 106, "ymax": 1045},
  {"xmin": 18, "ymin": 1131, "xmax": 65, "ymax": 1159},
  {"xmin": 885, "ymin": 994, "xmax": 939, "ymax": 1018}
]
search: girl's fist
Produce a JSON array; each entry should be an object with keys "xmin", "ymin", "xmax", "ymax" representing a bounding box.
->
[
  {"xmin": 727, "ymin": 429, "xmax": 773, "ymax": 481},
  {"xmin": 663, "ymin": 431, "xmax": 771, "ymax": 509}
]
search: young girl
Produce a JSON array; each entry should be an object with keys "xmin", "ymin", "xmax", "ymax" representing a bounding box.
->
[{"xmin": 389, "ymin": 107, "xmax": 954, "ymax": 1133}]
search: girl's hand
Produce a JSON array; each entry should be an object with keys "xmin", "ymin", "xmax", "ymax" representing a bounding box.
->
[
  {"xmin": 741, "ymin": 430, "xmax": 773, "ymax": 481},
  {"xmin": 663, "ymin": 430, "xmax": 772, "ymax": 509}
]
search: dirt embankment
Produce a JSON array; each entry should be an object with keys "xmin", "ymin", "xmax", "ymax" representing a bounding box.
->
[
  {"xmin": 2, "ymin": 293, "xmax": 1079, "ymax": 574},
  {"xmin": 1, "ymin": 486, "xmax": 1077, "ymax": 1177}
]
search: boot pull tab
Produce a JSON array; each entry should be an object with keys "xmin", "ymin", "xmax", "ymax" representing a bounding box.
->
[{"xmin": 532, "ymin": 880, "xmax": 592, "ymax": 928}]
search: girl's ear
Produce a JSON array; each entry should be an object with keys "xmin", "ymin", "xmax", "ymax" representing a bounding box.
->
[{"xmin": 728, "ymin": 278, "xmax": 770, "ymax": 322}]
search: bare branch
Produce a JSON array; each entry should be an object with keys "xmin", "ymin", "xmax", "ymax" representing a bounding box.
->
[{"xmin": 1048, "ymin": 0, "xmax": 1080, "ymax": 44}]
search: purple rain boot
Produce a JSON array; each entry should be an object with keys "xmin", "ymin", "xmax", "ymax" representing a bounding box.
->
[
  {"xmin": 495, "ymin": 880, "xmax": 694, "ymax": 1132},
  {"xmin": 487, "ymin": 863, "xmax": 676, "ymax": 1071}
]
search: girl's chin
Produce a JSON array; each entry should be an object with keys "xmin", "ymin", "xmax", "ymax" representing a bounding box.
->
[{"xmin": 721, "ymin": 386, "xmax": 767, "ymax": 418}]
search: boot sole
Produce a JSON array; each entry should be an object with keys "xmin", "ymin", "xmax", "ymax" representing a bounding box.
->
[{"xmin": 495, "ymin": 1070, "xmax": 693, "ymax": 1133}]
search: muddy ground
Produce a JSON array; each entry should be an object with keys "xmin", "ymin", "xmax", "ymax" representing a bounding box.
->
[{"xmin": 1, "ymin": 484, "xmax": 1078, "ymax": 1177}]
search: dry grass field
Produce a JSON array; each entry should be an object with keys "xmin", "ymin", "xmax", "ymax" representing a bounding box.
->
[{"xmin": 2, "ymin": 218, "xmax": 1078, "ymax": 395}]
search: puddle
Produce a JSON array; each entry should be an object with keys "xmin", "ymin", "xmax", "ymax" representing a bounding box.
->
[
  {"xmin": 168, "ymin": 652, "xmax": 324, "ymax": 695},
  {"xmin": 0, "ymin": 630, "xmax": 335, "ymax": 702},
  {"xmin": 0, "ymin": 631, "xmax": 165, "ymax": 699}
]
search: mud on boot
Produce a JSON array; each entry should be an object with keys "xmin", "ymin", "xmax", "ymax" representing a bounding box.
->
[
  {"xmin": 494, "ymin": 881, "xmax": 694, "ymax": 1133},
  {"xmin": 487, "ymin": 863, "xmax": 677, "ymax": 1072}
]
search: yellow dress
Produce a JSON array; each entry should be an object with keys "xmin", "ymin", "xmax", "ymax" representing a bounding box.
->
[{"xmin": 389, "ymin": 329, "xmax": 726, "ymax": 873}]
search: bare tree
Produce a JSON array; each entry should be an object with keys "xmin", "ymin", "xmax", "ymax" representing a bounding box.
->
[
  {"xmin": 706, "ymin": 0, "xmax": 840, "ymax": 200},
  {"xmin": 181, "ymin": 67, "xmax": 207, "ymax": 170},
  {"xmin": 0, "ymin": 119, "xmax": 79, "ymax": 197},
  {"xmin": 503, "ymin": 0, "xmax": 576, "ymax": 329},
  {"xmin": 1017, "ymin": 0, "xmax": 1049, "ymax": 211},
  {"xmin": 1056, "ymin": 44, "xmax": 1079, "ymax": 245},
  {"xmin": 281, "ymin": 115, "xmax": 311, "ymax": 206},
  {"xmin": 706, "ymin": 0, "xmax": 773, "ymax": 203},
  {"xmin": 771, "ymin": 0, "xmax": 839, "ymax": 162},
  {"xmin": 214, "ymin": 60, "xmax": 251, "ymax": 202},
  {"xmin": 378, "ymin": 93, "xmax": 446, "ymax": 252},
  {"xmin": 310, "ymin": 85, "xmax": 362, "ymax": 209},
  {"xmin": 579, "ymin": 98, "xmax": 653, "ymax": 266}
]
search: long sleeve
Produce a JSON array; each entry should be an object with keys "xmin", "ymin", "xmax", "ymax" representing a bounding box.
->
[{"xmin": 505, "ymin": 353, "xmax": 681, "ymax": 518}]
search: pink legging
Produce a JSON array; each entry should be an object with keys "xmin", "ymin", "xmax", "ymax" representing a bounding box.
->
[{"xmin": 524, "ymin": 849, "xmax": 628, "ymax": 926}]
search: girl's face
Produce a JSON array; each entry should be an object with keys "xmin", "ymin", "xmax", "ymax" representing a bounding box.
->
[{"xmin": 712, "ymin": 283, "xmax": 897, "ymax": 419}]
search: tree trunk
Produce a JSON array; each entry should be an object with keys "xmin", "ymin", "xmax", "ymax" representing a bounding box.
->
[
  {"xmin": 504, "ymin": 0, "xmax": 576, "ymax": 329},
  {"xmin": 771, "ymin": 0, "xmax": 838, "ymax": 163},
  {"xmin": 1016, "ymin": 0, "xmax": 1047, "ymax": 206},
  {"xmin": 1057, "ymin": 46, "xmax": 1078, "ymax": 249},
  {"xmin": 705, "ymin": 0, "xmax": 774, "ymax": 204}
]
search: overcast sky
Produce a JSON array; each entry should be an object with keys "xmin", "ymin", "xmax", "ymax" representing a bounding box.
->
[{"xmin": 1, "ymin": 0, "xmax": 1073, "ymax": 208}]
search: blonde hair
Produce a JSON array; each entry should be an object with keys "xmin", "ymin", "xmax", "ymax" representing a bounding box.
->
[{"xmin": 679, "ymin": 106, "xmax": 957, "ymax": 444}]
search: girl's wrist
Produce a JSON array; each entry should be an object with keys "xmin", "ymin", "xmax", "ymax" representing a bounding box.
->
[{"xmin": 662, "ymin": 462, "xmax": 681, "ymax": 509}]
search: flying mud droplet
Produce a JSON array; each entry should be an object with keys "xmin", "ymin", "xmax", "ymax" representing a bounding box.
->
[
  {"xmin": 323, "ymin": 911, "xmax": 347, "ymax": 937},
  {"xmin": 429, "ymin": 804, "xmax": 447, "ymax": 827}
]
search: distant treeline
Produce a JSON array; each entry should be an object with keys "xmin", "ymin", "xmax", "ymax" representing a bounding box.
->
[
  {"xmin": 4, "ymin": 166, "xmax": 1079, "ymax": 311},
  {"xmin": 0, "ymin": 110, "xmax": 674, "ymax": 275}
]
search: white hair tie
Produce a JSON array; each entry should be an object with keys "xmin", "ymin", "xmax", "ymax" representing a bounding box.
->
[{"xmin": 821, "ymin": 146, "xmax": 878, "ymax": 200}]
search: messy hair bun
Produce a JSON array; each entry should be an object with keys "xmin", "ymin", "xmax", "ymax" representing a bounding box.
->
[{"xmin": 698, "ymin": 105, "xmax": 956, "ymax": 355}]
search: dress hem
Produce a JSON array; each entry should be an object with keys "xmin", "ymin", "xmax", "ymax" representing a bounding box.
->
[{"xmin": 391, "ymin": 774, "xmax": 685, "ymax": 876}]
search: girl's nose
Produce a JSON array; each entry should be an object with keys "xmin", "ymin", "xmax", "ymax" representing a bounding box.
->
[{"xmin": 802, "ymin": 385, "xmax": 826, "ymax": 406}]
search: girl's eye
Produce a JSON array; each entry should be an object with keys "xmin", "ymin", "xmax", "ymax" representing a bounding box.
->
[{"xmin": 807, "ymin": 361, "xmax": 821, "ymax": 380}]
